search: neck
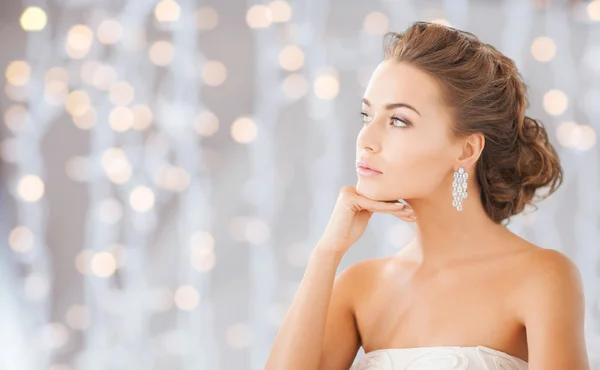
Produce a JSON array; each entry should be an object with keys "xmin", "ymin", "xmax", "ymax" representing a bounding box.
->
[{"xmin": 400, "ymin": 188, "xmax": 509, "ymax": 269}]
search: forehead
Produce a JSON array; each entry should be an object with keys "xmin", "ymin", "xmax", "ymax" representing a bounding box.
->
[{"xmin": 364, "ymin": 61, "xmax": 446, "ymax": 114}]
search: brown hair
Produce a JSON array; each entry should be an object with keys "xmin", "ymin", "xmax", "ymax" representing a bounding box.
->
[{"xmin": 383, "ymin": 21, "xmax": 564, "ymax": 225}]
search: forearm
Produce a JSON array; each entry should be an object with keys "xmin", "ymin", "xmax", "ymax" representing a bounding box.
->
[{"xmin": 265, "ymin": 244, "xmax": 345, "ymax": 370}]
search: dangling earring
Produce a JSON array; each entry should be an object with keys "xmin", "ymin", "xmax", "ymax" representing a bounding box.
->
[{"xmin": 452, "ymin": 167, "xmax": 468, "ymax": 212}]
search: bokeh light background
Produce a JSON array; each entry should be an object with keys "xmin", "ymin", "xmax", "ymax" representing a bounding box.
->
[{"xmin": 1, "ymin": 0, "xmax": 599, "ymax": 369}]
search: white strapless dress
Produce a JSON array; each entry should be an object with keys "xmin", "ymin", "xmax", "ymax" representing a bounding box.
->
[{"xmin": 350, "ymin": 346, "xmax": 528, "ymax": 370}]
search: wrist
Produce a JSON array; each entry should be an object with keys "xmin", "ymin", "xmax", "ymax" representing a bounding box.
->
[{"xmin": 313, "ymin": 242, "xmax": 347, "ymax": 262}]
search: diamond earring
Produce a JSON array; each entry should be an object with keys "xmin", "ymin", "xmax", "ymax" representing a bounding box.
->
[{"xmin": 452, "ymin": 167, "xmax": 468, "ymax": 212}]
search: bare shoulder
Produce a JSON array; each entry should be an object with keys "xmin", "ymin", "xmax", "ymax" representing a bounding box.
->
[
  {"xmin": 519, "ymin": 246, "xmax": 583, "ymax": 288},
  {"xmin": 513, "ymin": 244, "xmax": 585, "ymax": 321},
  {"xmin": 334, "ymin": 256, "xmax": 394, "ymax": 302}
]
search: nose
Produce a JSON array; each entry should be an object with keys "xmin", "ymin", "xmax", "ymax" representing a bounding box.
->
[{"xmin": 357, "ymin": 118, "xmax": 383, "ymax": 153}]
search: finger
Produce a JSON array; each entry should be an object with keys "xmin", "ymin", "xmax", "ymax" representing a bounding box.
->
[{"xmin": 356, "ymin": 197, "xmax": 406, "ymax": 213}]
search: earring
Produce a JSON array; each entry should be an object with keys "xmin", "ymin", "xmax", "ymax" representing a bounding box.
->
[{"xmin": 452, "ymin": 167, "xmax": 468, "ymax": 212}]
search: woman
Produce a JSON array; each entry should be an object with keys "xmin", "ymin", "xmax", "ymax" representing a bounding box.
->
[{"xmin": 265, "ymin": 22, "xmax": 589, "ymax": 370}]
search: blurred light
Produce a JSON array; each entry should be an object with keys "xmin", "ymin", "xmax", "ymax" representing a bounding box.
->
[
  {"xmin": 5, "ymin": 60, "xmax": 31, "ymax": 86},
  {"xmin": 279, "ymin": 45, "xmax": 304, "ymax": 71},
  {"xmin": 269, "ymin": 1, "xmax": 292, "ymax": 23},
  {"xmin": 156, "ymin": 165, "xmax": 190, "ymax": 192},
  {"xmin": 91, "ymin": 252, "xmax": 117, "ymax": 277},
  {"xmin": 109, "ymin": 106, "xmax": 135, "ymax": 132},
  {"xmin": 109, "ymin": 81, "xmax": 135, "ymax": 106},
  {"xmin": 46, "ymin": 67, "xmax": 69, "ymax": 85},
  {"xmin": 174, "ymin": 285, "xmax": 199, "ymax": 311},
  {"xmin": 231, "ymin": 117, "xmax": 258, "ymax": 144},
  {"xmin": 17, "ymin": 175, "xmax": 45, "ymax": 202},
  {"xmin": 149, "ymin": 41, "xmax": 174, "ymax": 66},
  {"xmin": 9, "ymin": 226, "xmax": 34, "ymax": 253},
  {"xmin": 4, "ymin": 105, "xmax": 30, "ymax": 132},
  {"xmin": 91, "ymin": 64, "xmax": 118, "ymax": 91},
  {"xmin": 363, "ymin": 12, "xmax": 389, "ymax": 36},
  {"xmin": 146, "ymin": 132, "xmax": 171, "ymax": 155},
  {"xmin": 129, "ymin": 186, "xmax": 155, "ymax": 212},
  {"xmin": 191, "ymin": 249, "xmax": 216, "ymax": 272},
  {"xmin": 98, "ymin": 197, "xmax": 123, "ymax": 224},
  {"xmin": 531, "ymin": 37, "xmax": 556, "ymax": 62},
  {"xmin": 80, "ymin": 60, "xmax": 101, "ymax": 85},
  {"xmin": 195, "ymin": 6, "xmax": 219, "ymax": 30},
  {"xmin": 5, "ymin": 83, "xmax": 28, "ymax": 102},
  {"xmin": 201, "ymin": 61, "xmax": 227, "ymax": 86},
  {"xmin": 107, "ymin": 243, "xmax": 127, "ymax": 267},
  {"xmin": 44, "ymin": 80, "xmax": 68, "ymax": 106},
  {"xmin": 97, "ymin": 19, "xmax": 123, "ymax": 44},
  {"xmin": 75, "ymin": 249, "xmax": 94, "ymax": 275},
  {"xmin": 20, "ymin": 6, "xmax": 47, "ymax": 31},
  {"xmin": 227, "ymin": 323, "xmax": 252, "ymax": 349},
  {"xmin": 72, "ymin": 107, "xmax": 97, "ymax": 130},
  {"xmin": 65, "ymin": 90, "xmax": 91, "ymax": 117},
  {"xmin": 155, "ymin": 0, "xmax": 181, "ymax": 22},
  {"xmin": 282, "ymin": 73, "xmax": 308, "ymax": 99},
  {"xmin": 66, "ymin": 25, "xmax": 94, "ymax": 59},
  {"xmin": 101, "ymin": 148, "xmax": 132, "ymax": 184},
  {"xmin": 65, "ymin": 156, "xmax": 91, "ymax": 182},
  {"xmin": 39, "ymin": 323, "xmax": 69, "ymax": 350},
  {"xmin": 314, "ymin": 72, "xmax": 339, "ymax": 100},
  {"xmin": 24, "ymin": 273, "xmax": 49, "ymax": 301},
  {"xmin": 245, "ymin": 218, "xmax": 271, "ymax": 245},
  {"xmin": 65, "ymin": 305, "xmax": 90, "ymax": 330},
  {"xmin": 194, "ymin": 111, "xmax": 219, "ymax": 136},
  {"xmin": 431, "ymin": 18, "xmax": 452, "ymax": 27},
  {"xmin": 543, "ymin": 89, "xmax": 568, "ymax": 116},
  {"xmin": 151, "ymin": 286, "xmax": 174, "ymax": 312},
  {"xmin": 588, "ymin": 0, "xmax": 600, "ymax": 21},
  {"xmin": 556, "ymin": 121, "xmax": 597, "ymax": 151},
  {"xmin": 132, "ymin": 104, "xmax": 154, "ymax": 130},
  {"xmin": 246, "ymin": 5, "xmax": 272, "ymax": 29},
  {"xmin": 190, "ymin": 231, "xmax": 215, "ymax": 252},
  {"xmin": 229, "ymin": 217, "xmax": 250, "ymax": 242}
]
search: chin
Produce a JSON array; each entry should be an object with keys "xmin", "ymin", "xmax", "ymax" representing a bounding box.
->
[{"xmin": 356, "ymin": 181, "xmax": 396, "ymax": 202}]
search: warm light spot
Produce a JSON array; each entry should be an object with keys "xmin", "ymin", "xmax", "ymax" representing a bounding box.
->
[
  {"xmin": 149, "ymin": 41, "xmax": 174, "ymax": 66},
  {"xmin": 17, "ymin": 175, "xmax": 45, "ymax": 202},
  {"xmin": 543, "ymin": 89, "xmax": 568, "ymax": 116},
  {"xmin": 231, "ymin": 117, "xmax": 258, "ymax": 144},
  {"xmin": 5, "ymin": 61, "xmax": 31, "ymax": 86},
  {"xmin": 531, "ymin": 37, "xmax": 556, "ymax": 62},
  {"xmin": 363, "ymin": 12, "xmax": 389, "ymax": 35},
  {"xmin": 20, "ymin": 7, "xmax": 47, "ymax": 31},
  {"xmin": 246, "ymin": 5, "xmax": 272, "ymax": 29},
  {"xmin": 129, "ymin": 186, "xmax": 155, "ymax": 212},
  {"xmin": 174, "ymin": 285, "xmax": 199, "ymax": 310}
]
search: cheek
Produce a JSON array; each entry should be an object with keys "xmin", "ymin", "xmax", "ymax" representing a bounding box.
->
[{"xmin": 383, "ymin": 135, "xmax": 453, "ymax": 196}]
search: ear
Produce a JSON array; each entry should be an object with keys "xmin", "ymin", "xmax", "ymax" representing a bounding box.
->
[{"xmin": 457, "ymin": 133, "xmax": 485, "ymax": 169}]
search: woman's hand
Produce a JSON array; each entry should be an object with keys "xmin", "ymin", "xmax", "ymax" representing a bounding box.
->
[{"xmin": 317, "ymin": 186, "xmax": 416, "ymax": 254}]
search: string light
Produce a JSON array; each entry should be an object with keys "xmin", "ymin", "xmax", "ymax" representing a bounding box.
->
[{"xmin": 20, "ymin": 6, "xmax": 47, "ymax": 31}]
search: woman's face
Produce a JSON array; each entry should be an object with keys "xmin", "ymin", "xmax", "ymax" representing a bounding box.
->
[{"xmin": 356, "ymin": 61, "xmax": 461, "ymax": 202}]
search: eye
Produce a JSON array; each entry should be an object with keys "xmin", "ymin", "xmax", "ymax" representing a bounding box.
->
[
  {"xmin": 391, "ymin": 116, "xmax": 410, "ymax": 127},
  {"xmin": 361, "ymin": 112, "xmax": 373, "ymax": 124}
]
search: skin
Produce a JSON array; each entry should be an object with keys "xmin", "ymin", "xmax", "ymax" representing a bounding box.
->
[{"xmin": 265, "ymin": 61, "xmax": 589, "ymax": 370}]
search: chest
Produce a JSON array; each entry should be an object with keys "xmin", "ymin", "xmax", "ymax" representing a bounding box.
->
[{"xmin": 354, "ymin": 263, "xmax": 525, "ymax": 354}]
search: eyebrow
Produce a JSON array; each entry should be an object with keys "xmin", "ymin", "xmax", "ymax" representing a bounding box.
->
[{"xmin": 362, "ymin": 98, "xmax": 421, "ymax": 117}]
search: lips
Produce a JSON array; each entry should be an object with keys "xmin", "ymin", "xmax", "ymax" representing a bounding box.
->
[{"xmin": 356, "ymin": 160, "xmax": 382, "ymax": 173}]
